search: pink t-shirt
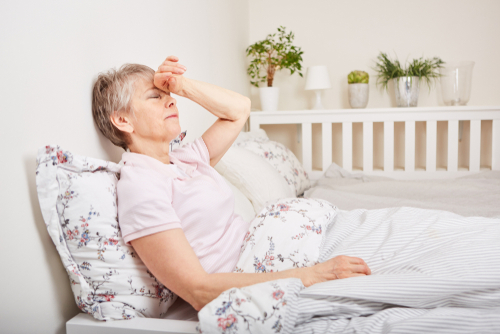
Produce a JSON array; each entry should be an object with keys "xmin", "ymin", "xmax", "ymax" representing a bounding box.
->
[{"xmin": 117, "ymin": 137, "xmax": 251, "ymax": 274}]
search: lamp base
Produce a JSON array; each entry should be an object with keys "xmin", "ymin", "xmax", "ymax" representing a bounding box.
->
[{"xmin": 312, "ymin": 90, "xmax": 324, "ymax": 110}]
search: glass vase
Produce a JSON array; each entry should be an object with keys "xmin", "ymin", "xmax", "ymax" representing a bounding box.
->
[{"xmin": 439, "ymin": 61, "xmax": 475, "ymax": 106}]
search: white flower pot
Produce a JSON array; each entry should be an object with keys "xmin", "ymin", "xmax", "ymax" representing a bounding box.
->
[
  {"xmin": 348, "ymin": 83, "xmax": 369, "ymax": 108},
  {"xmin": 259, "ymin": 87, "xmax": 279, "ymax": 111}
]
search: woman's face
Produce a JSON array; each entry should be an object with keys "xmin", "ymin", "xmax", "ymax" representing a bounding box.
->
[{"xmin": 129, "ymin": 77, "xmax": 181, "ymax": 147}]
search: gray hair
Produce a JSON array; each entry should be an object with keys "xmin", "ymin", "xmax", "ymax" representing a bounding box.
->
[{"xmin": 92, "ymin": 63, "xmax": 155, "ymax": 150}]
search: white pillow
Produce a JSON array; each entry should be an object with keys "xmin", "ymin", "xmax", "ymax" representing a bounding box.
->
[
  {"xmin": 36, "ymin": 146, "xmax": 177, "ymax": 321},
  {"xmin": 221, "ymin": 175, "xmax": 256, "ymax": 223},
  {"xmin": 235, "ymin": 136, "xmax": 311, "ymax": 196},
  {"xmin": 214, "ymin": 147, "xmax": 295, "ymax": 214},
  {"xmin": 234, "ymin": 128, "xmax": 269, "ymax": 145}
]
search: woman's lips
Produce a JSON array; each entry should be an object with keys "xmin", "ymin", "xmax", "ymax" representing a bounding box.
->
[{"xmin": 166, "ymin": 115, "xmax": 178, "ymax": 119}]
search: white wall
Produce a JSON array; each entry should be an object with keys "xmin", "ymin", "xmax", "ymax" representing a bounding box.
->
[
  {"xmin": 0, "ymin": 1, "xmax": 249, "ymax": 333},
  {"xmin": 248, "ymin": 0, "xmax": 500, "ymax": 170},
  {"xmin": 3, "ymin": 1, "xmax": 500, "ymax": 333}
]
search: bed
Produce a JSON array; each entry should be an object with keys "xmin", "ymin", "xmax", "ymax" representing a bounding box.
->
[
  {"xmin": 252, "ymin": 105, "xmax": 500, "ymax": 218},
  {"xmin": 64, "ymin": 105, "xmax": 500, "ymax": 333}
]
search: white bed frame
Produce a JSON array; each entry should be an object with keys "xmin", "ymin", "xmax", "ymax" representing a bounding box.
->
[
  {"xmin": 67, "ymin": 314, "xmax": 198, "ymax": 334},
  {"xmin": 66, "ymin": 105, "xmax": 500, "ymax": 334},
  {"xmin": 250, "ymin": 106, "xmax": 500, "ymax": 181}
]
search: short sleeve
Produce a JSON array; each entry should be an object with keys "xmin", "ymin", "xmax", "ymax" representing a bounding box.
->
[
  {"xmin": 117, "ymin": 165, "xmax": 182, "ymax": 245},
  {"xmin": 171, "ymin": 137, "xmax": 211, "ymax": 165}
]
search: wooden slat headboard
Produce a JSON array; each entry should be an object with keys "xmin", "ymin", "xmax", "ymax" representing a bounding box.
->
[{"xmin": 249, "ymin": 106, "xmax": 500, "ymax": 181}]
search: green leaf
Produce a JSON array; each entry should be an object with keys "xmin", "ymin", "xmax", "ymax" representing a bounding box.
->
[{"xmin": 245, "ymin": 26, "xmax": 304, "ymax": 86}]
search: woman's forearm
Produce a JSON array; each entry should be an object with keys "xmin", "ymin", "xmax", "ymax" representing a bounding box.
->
[
  {"xmin": 178, "ymin": 77, "xmax": 250, "ymax": 121},
  {"xmin": 193, "ymin": 268, "xmax": 306, "ymax": 311}
]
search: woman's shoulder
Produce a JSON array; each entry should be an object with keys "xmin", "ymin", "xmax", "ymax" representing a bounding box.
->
[
  {"xmin": 170, "ymin": 136, "xmax": 210, "ymax": 166},
  {"xmin": 117, "ymin": 164, "xmax": 174, "ymax": 201},
  {"xmin": 117, "ymin": 155, "xmax": 175, "ymax": 196}
]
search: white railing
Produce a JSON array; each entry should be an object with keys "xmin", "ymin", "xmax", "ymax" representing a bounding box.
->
[{"xmin": 249, "ymin": 106, "xmax": 500, "ymax": 180}]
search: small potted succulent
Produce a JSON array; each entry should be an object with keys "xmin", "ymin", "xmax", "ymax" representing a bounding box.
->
[
  {"xmin": 246, "ymin": 26, "xmax": 304, "ymax": 111},
  {"xmin": 374, "ymin": 52, "xmax": 445, "ymax": 107},
  {"xmin": 347, "ymin": 70, "xmax": 369, "ymax": 108}
]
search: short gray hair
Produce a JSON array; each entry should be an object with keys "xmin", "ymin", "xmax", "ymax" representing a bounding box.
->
[{"xmin": 92, "ymin": 64, "xmax": 155, "ymax": 150}]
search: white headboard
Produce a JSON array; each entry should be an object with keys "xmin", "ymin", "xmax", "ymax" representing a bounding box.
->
[{"xmin": 249, "ymin": 106, "xmax": 500, "ymax": 180}]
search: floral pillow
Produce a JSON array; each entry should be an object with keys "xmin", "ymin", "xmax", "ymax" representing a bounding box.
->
[
  {"xmin": 235, "ymin": 134, "xmax": 311, "ymax": 196},
  {"xmin": 36, "ymin": 146, "xmax": 177, "ymax": 321},
  {"xmin": 233, "ymin": 198, "xmax": 338, "ymax": 274},
  {"xmin": 197, "ymin": 278, "xmax": 305, "ymax": 334}
]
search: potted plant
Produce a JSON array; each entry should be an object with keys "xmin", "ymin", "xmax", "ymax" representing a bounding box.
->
[
  {"xmin": 347, "ymin": 70, "xmax": 369, "ymax": 108},
  {"xmin": 246, "ymin": 26, "xmax": 304, "ymax": 111},
  {"xmin": 374, "ymin": 52, "xmax": 445, "ymax": 107}
]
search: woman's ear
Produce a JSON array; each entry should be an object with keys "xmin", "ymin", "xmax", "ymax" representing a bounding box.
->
[{"xmin": 110, "ymin": 111, "xmax": 134, "ymax": 134}]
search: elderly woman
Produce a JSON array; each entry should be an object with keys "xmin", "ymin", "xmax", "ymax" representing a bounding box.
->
[{"xmin": 92, "ymin": 55, "xmax": 371, "ymax": 312}]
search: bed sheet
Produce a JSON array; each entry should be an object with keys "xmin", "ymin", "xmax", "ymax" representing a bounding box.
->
[{"xmin": 304, "ymin": 163, "xmax": 500, "ymax": 218}]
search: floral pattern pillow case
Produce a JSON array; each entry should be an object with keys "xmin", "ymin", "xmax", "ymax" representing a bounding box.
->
[
  {"xmin": 233, "ymin": 197, "xmax": 338, "ymax": 274},
  {"xmin": 36, "ymin": 146, "xmax": 177, "ymax": 321},
  {"xmin": 197, "ymin": 278, "xmax": 305, "ymax": 334},
  {"xmin": 235, "ymin": 136, "xmax": 311, "ymax": 196}
]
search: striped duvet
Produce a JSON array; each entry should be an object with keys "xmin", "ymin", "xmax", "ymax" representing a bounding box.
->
[{"xmin": 198, "ymin": 206, "xmax": 500, "ymax": 333}]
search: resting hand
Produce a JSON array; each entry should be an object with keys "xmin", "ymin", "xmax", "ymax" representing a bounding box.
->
[
  {"xmin": 154, "ymin": 55, "xmax": 187, "ymax": 95},
  {"xmin": 300, "ymin": 255, "xmax": 371, "ymax": 287}
]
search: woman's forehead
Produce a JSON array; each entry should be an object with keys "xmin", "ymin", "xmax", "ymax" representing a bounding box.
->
[{"xmin": 135, "ymin": 77, "xmax": 156, "ymax": 95}]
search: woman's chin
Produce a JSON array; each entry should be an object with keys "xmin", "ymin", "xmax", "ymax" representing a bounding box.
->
[{"xmin": 172, "ymin": 126, "xmax": 182, "ymax": 138}]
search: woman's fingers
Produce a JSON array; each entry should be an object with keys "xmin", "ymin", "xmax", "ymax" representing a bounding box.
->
[
  {"xmin": 348, "ymin": 257, "xmax": 366, "ymax": 265},
  {"xmin": 349, "ymin": 273, "xmax": 368, "ymax": 277},
  {"xmin": 159, "ymin": 61, "xmax": 186, "ymax": 69},
  {"xmin": 159, "ymin": 61, "xmax": 187, "ymax": 71},
  {"xmin": 154, "ymin": 72, "xmax": 172, "ymax": 90},
  {"xmin": 351, "ymin": 264, "xmax": 370, "ymax": 274},
  {"xmin": 158, "ymin": 65, "xmax": 185, "ymax": 74},
  {"xmin": 154, "ymin": 73, "xmax": 184, "ymax": 94},
  {"xmin": 156, "ymin": 72, "xmax": 173, "ymax": 82},
  {"xmin": 155, "ymin": 56, "xmax": 187, "ymax": 94},
  {"xmin": 332, "ymin": 256, "xmax": 372, "ymax": 276}
]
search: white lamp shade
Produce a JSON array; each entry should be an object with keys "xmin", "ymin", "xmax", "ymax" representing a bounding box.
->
[{"xmin": 305, "ymin": 65, "xmax": 332, "ymax": 90}]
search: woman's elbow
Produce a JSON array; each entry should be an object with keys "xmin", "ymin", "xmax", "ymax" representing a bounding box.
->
[
  {"xmin": 192, "ymin": 301, "xmax": 204, "ymax": 312},
  {"xmin": 241, "ymin": 96, "xmax": 251, "ymax": 116},
  {"xmin": 187, "ymin": 273, "xmax": 212, "ymax": 312}
]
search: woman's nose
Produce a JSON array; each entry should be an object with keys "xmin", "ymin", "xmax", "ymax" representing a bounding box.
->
[{"xmin": 165, "ymin": 96, "xmax": 176, "ymax": 109}]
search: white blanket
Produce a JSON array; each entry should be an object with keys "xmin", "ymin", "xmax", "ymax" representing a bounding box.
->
[
  {"xmin": 198, "ymin": 201, "xmax": 500, "ymax": 333},
  {"xmin": 304, "ymin": 163, "xmax": 500, "ymax": 218}
]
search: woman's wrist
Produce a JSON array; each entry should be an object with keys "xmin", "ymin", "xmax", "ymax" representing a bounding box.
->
[
  {"xmin": 289, "ymin": 267, "xmax": 309, "ymax": 286},
  {"xmin": 174, "ymin": 76, "xmax": 192, "ymax": 98}
]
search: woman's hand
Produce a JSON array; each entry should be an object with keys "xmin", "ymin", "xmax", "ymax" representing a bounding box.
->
[
  {"xmin": 299, "ymin": 255, "xmax": 371, "ymax": 287},
  {"xmin": 154, "ymin": 55, "xmax": 187, "ymax": 95}
]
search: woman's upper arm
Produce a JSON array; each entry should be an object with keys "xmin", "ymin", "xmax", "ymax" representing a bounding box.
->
[
  {"xmin": 201, "ymin": 105, "xmax": 250, "ymax": 168},
  {"xmin": 130, "ymin": 228, "xmax": 208, "ymax": 311}
]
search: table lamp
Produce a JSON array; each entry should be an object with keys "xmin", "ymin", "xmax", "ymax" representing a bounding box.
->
[{"xmin": 305, "ymin": 65, "xmax": 332, "ymax": 109}]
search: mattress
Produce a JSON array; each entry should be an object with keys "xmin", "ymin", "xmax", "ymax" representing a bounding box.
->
[{"xmin": 304, "ymin": 163, "xmax": 500, "ymax": 218}]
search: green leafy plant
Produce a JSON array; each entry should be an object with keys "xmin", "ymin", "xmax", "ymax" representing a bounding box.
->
[
  {"xmin": 246, "ymin": 26, "xmax": 304, "ymax": 87},
  {"xmin": 348, "ymin": 71, "xmax": 369, "ymax": 84},
  {"xmin": 374, "ymin": 52, "xmax": 445, "ymax": 91}
]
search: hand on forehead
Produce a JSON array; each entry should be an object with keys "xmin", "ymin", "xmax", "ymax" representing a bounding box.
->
[{"xmin": 154, "ymin": 55, "xmax": 187, "ymax": 94}]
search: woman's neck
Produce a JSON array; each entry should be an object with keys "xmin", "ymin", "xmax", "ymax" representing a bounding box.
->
[{"xmin": 128, "ymin": 139, "xmax": 171, "ymax": 164}]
